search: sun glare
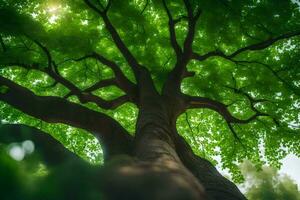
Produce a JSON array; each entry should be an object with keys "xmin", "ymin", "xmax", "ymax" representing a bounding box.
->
[
  {"xmin": 48, "ymin": 5, "xmax": 60, "ymax": 14},
  {"xmin": 47, "ymin": 4, "xmax": 62, "ymax": 24}
]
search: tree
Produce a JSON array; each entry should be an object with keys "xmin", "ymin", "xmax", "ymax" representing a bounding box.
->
[
  {"xmin": 0, "ymin": 0, "xmax": 300, "ymax": 199},
  {"xmin": 240, "ymin": 161, "xmax": 300, "ymax": 200}
]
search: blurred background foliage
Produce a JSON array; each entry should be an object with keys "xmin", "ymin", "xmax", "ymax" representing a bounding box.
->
[
  {"xmin": 0, "ymin": 123, "xmax": 105, "ymax": 200},
  {"xmin": 240, "ymin": 160, "xmax": 300, "ymax": 200}
]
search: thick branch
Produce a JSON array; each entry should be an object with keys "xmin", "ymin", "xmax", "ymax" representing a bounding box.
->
[
  {"xmin": 0, "ymin": 76, "xmax": 133, "ymax": 159},
  {"xmin": 193, "ymin": 31, "xmax": 300, "ymax": 61}
]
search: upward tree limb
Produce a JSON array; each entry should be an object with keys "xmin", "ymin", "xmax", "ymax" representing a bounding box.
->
[
  {"xmin": 192, "ymin": 31, "xmax": 300, "ymax": 61},
  {"xmin": 162, "ymin": 0, "xmax": 182, "ymax": 58},
  {"xmin": 182, "ymin": 0, "xmax": 201, "ymax": 55},
  {"xmin": 74, "ymin": 52, "xmax": 137, "ymax": 101},
  {"xmin": 0, "ymin": 76, "xmax": 133, "ymax": 159},
  {"xmin": 84, "ymin": 0, "xmax": 161, "ymax": 107},
  {"xmin": 162, "ymin": 0, "xmax": 201, "ymax": 95},
  {"xmin": 83, "ymin": 0, "xmax": 142, "ymax": 79}
]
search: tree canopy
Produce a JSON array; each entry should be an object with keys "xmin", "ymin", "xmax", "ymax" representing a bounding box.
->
[{"xmin": 0, "ymin": 0, "xmax": 300, "ymax": 182}]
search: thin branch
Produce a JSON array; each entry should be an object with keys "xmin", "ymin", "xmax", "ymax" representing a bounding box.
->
[
  {"xmin": 162, "ymin": 0, "xmax": 182, "ymax": 58},
  {"xmin": 184, "ymin": 93, "xmax": 273, "ymax": 147},
  {"xmin": 193, "ymin": 31, "xmax": 300, "ymax": 61},
  {"xmin": 182, "ymin": 0, "xmax": 202, "ymax": 55},
  {"xmin": 226, "ymin": 122, "xmax": 246, "ymax": 148},
  {"xmin": 224, "ymin": 75, "xmax": 271, "ymax": 113},
  {"xmin": 50, "ymin": 62, "xmax": 130, "ymax": 109},
  {"xmin": 185, "ymin": 112, "xmax": 198, "ymax": 145},
  {"xmin": 232, "ymin": 60, "xmax": 300, "ymax": 96},
  {"xmin": 31, "ymin": 39, "xmax": 52, "ymax": 69},
  {"xmin": 185, "ymin": 95, "xmax": 269, "ymax": 124},
  {"xmin": 85, "ymin": 78, "xmax": 116, "ymax": 93},
  {"xmin": 0, "ymin": 36, "xmax": 7, "ymax": 52},
  {"xmin": 38, "ymin": 80, "xmax": 58, "ymax": 89},
  {"xmin": 140, "ymin": 0, "xmax": 149, "ymax": 14}
]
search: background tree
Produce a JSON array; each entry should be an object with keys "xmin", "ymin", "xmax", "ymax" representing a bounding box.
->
[
  {"xmin": 240, "ymin": 161, "xmax": 300, "ymax": 200},
  {"xmin": 0, "ymin": 0, "xmax": 300, "ymax": 199}
]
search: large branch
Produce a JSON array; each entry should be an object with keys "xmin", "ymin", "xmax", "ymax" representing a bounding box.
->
[
  {"xmin": 193, "ymin": 31, "xmax": 300, "ymax": 61},
  {"xmin": 83, "ymin": 0, "xmax": 142, "ymax": 78},
  {"xmin": 0, "ymin": 76, "xmax": 133, "ymax": 160}
]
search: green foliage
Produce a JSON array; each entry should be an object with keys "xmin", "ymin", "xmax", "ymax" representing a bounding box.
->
[{"xmin": 0, "ymin": 0, "xmax": 300, "ymax": 183}]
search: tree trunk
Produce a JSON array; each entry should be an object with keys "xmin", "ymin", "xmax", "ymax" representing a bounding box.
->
[
  {"xmin": 99, "ymin": 68, "xmax": 246, "ymax": 200},
  {"xmin": 100, "ymin": 112, "xmax": 246, "ymax": 200},
  {"xmin": 101, "ymin": 115, "xmax": 207, "ymax": 199}
]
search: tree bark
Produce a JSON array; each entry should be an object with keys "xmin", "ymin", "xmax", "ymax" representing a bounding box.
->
[
  {"xmin": 175, "ymin": 134, "xmax": 247, "ymax": 200},
  {"xmin": 96, "ymin": 68, "xmax": 205, "ymax": 200}
]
